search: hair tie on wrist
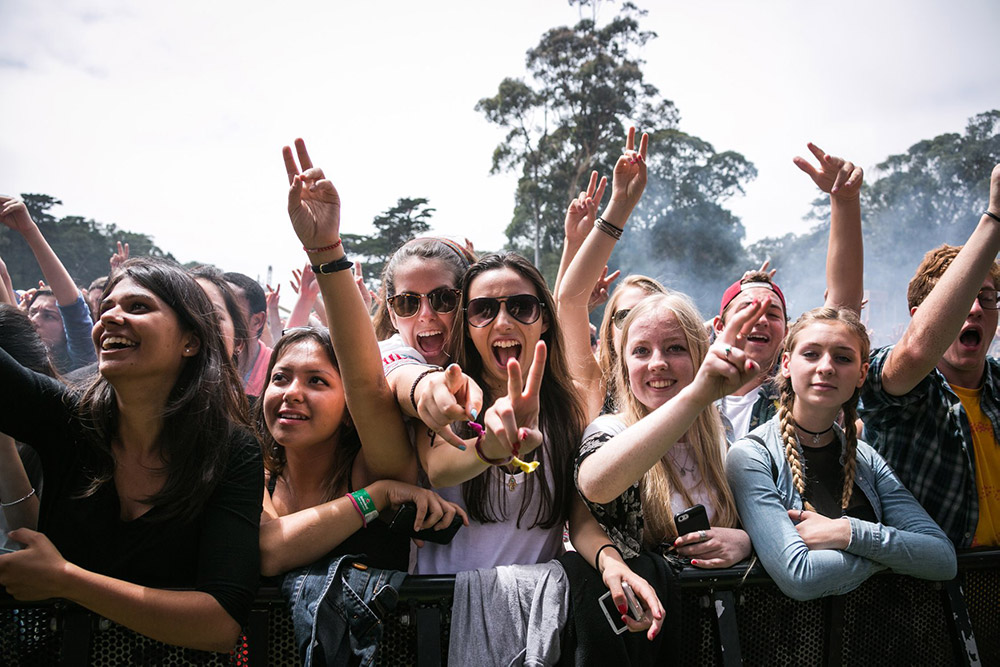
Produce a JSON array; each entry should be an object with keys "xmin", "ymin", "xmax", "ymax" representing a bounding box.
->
[
  {"xmin": 303, "ymin": 238, "xmax": 343, "ymax": 253},
  {"xmin": 474, "ymin": 437, "xmax": 513, "ymax": 467},
  {"xmin": 595, "ymin": 542, "xmax": 624, "ymax": 572},
  {"xmin": 985, "ymin": 210, "xmax": 1000, "ymax": 224}
]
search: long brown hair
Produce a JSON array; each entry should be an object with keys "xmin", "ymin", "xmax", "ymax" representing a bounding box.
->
[
  {"xmin": 450, "ymin": 253, "xmax": 586, "ymax": 529},
  {"xmin": 776, "ymin": 307, "xmax": 870, "ymax": 513},
  {"xmin": 253, "ymin": 328, "xmax": 359, "ymax": 502},
  {"xmin": 615, "ymin": 293, "xmax": 739, "ymax": 547}
]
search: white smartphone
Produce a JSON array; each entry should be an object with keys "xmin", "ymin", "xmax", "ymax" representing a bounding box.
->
[{"xmin": 598, "ymin": 582, "xmax": 645, "ymax": 634}]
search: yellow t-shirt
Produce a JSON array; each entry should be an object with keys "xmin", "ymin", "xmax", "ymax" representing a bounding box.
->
[{"xmin": 952, "ymin": 384, "xmax": 1000, "ymax": 546}]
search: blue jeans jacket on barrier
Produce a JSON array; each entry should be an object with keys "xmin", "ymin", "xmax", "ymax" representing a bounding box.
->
[
  {"xmin": 726, "ymin": 418, "xmax": 957, "ymax": 601},
  {"xmin": 281, "ymin": 553, "xmax": 408, "ymax": 667}
]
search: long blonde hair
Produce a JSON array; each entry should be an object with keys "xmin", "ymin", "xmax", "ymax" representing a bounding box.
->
[
  {"xmin": 777, "ymin": 307, "xmax": 870, "ymax": 513},
  {"xmin": 615, "ymin": 294, "xmax": 739, "ymax": 547}
]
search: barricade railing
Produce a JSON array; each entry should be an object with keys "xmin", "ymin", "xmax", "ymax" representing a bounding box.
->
[{"xmin": 2, "ymin": 548, "xmax": 997, "ymax": 666}]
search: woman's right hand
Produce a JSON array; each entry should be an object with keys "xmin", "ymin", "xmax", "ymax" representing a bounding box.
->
[
  {"xmin": 282, "ymin": 138, "xmax": 341, "ymax": 249},
  {"xmin": 479, "ymin": 341, "xmax": 546, "ymax": 460},
  {"xmin": 564, "ymin": 170, "xmax": 607, "ymax": 248},
  {"xmin": 599, "ymin": 557, "xmax": 664, "ymax": 641},
  {"xmin": 415, "ymin": 364, "xmax": 484, "ymax": 450},
  {"xmin": 373, "ymin": 480, "xmax": 469, "ymax": 537},
  {"xmin": 690, "ymin": 296, "xmax": 768, "ymax": 402}
]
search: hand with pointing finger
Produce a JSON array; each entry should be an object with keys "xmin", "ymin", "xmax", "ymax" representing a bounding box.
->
[
  {"xmin": 793, "ymin": 143, "xmax": 863, "ymax": 202},
  {"xmin": 692, "ymin": 296, "xmax": 769, "ymax": 402}
]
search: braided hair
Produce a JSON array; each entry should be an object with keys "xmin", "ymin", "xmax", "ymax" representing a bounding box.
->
[{"xmin": 777, "ymin": 307, "xmax": 869, "ymax": 515}]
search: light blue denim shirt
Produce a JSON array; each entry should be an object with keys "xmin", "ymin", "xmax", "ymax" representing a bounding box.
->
[{"xmin": 726, "ymin": 417, "xmax": 957, "ymax": 601}]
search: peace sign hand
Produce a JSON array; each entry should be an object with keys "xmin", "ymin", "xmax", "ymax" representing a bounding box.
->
[
  {"xmin": 282, "ymin": 138, "xmax": 341, "ymax": 249},
  {"xmin": 610, "ymin": 127, "xmax": 650, "ymax": 212},
  {"xmin": 480, "ymin": 341, "xmax": 547, "ymax": 462},
  {"xmin": 565, "ymin": 171, "xmax": 608, "ymax": 247},
  {"xmin": 692, "ymin": 297, "xmax": 768, "ymax": 402},
  {"xmin": 793, "ymin": 143, "xmax": 863, "ymax": 202}
]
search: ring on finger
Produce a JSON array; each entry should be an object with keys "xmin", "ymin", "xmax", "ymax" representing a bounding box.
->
[
  {"xmin": 724, "ymin": 346, "xmax": 732, "ymax": 357},
  {"xmin": 698, "ymin": 530, "xmax": 707, "ymax": 541}
]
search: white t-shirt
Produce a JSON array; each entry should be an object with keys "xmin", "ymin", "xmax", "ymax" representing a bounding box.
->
[
  {"xmin": 414, "ymin": 455, "xmax": 563, "ymax": 574},
  {"xmin": 719, "ymin": 388, "xmax": 762, "ymax": 442},
  {"xmin": 378, "ymin": 334, "xmax": 427, "ymax": 375}
]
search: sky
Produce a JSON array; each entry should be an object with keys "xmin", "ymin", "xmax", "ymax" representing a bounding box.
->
[{"xmin": 1, "ymin": 0, "xmax": 997, "ymax": 289}]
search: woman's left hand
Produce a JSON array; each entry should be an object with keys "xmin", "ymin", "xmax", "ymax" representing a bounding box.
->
[
  {"xmin": 282, "ymin": 138, "xmax": 341, "ymax": 249},
  {"xmin": 0, "ymin": 529, "xmax": 72, "ymax": 600},
  {"xmin": 793, "ymin": 142, "xmax": 863, "ymax": 202},
  {"xmin": 600, "ymin": 558, "xmax": 664, "ymax": 641},
  {"xmin": 673, "ymin": 526, "xmax": 752, "ymax": 569},
  {"xmin": 789, "ymin": 509, "xmax": 851, "ymax": 550}
]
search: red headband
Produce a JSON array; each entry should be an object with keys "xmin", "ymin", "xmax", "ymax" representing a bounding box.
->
[{"xmin": 719, "ymin": 280, "xmax": 786, "ymax": 318}]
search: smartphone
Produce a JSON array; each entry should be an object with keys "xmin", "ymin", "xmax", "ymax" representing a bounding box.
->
[
  {"xmin": 598, "ymin": 584, "xmax": 644, "ymax": 635},
  {"xmin": 674, "ymin": 504, "xmax": 710, "ymax": 537},
  {"xmin": 388, "ymin": 502, "xmax": 463, "ymax": 545}
]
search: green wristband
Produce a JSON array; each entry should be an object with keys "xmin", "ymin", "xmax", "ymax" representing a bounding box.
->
[{"xmin": 351, "ymin": 489, "xmax": 379, "ymax": 525}]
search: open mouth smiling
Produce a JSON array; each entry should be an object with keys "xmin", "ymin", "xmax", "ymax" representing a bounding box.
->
[
  {"xmin": 101, "ymin": 336, "xmax": 137, "ymax": 351},
  {"xmin": 492, "ymin": 339, "xmax": 522, "ymax": 367}
]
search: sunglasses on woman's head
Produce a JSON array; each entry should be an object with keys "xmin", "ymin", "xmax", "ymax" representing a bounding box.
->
[
  {"xmin": 386, "ymin": 288, "xmax": 462, "ymax": 318},
  {"xmin": 466, "ymin": 294, "xmax": 545, "ymax": 328},
  {"xmin": 612, "ymin": 308, "xmax": 631, "ymax": 330}
]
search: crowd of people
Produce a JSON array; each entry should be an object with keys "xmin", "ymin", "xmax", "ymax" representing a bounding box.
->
[{"xmin": 0, "ymin": 130, "xmax": 996, "ymax": 663}]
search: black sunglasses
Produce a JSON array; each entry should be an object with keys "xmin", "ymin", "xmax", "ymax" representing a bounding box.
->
[
  {"xmin": 466, "ymin": 294, "xmax": 545, "ymax": 328},
  {"xmin": 612, "ymin": 308, "xmax": 631, "ymax": 330},
  {"xmin": 387, "ymin": 288, "xmax": 462, "ymax": 318}
]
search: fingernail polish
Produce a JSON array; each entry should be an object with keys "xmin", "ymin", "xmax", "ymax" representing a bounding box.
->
[
  {"xmin": 618, "ymin": 604, "xmax": 627, "ymax": 614},
  {"xmin": 470, "ymin": 408, "xmax": 479, "ymax": 420},
  {"xmin": 621, "ymin": 615, "xmax": 629, "ymax": 623},
  {"xmin": 691, "ymin": 559, "xmax": 699, "ymax": 566},
  {"xmin": 458, "ymin": 444, "xmax": 466, "ymax": 451}
]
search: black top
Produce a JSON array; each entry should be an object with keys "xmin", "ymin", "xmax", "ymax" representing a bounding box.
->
[
  {"xmin": 802, "ymin": 440, "xmax": 877, "ymax": 522},
  {"xmin": 266, "ymin": 474, "xmax": 408, "ymax": 572},
  {"xmin": 0, "ymin": 347, "xmax": 263, "ymax": 626}
]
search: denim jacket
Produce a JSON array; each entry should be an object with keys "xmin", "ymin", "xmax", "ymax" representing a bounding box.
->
[
  {"xmin": 725, "ymin": 418, "xmax": 956, "ymax": 601},
  {"xmin": 281, "ymin": 553, "xmax": 408, "ymax": 667}
]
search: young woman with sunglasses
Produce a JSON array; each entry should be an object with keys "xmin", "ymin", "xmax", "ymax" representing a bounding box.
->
[
  {"xmin": 260, "ymin": 139, "xmax": 466, "ymax": 579},
  {"xmin": 410, "ymin": 253, "xmax": 664, "ymax": 638}
]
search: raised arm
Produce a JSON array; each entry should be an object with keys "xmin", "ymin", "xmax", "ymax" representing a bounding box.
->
[
  {"xmin": 882, "ymin": 163, "xmax": 1000, "ymax": 395},
  {"xmin": 0, "ymin": 197, "xmax": 82, "ymax": 308},
  {"xmin": 282, "ymin": 138, "xmax": 416, "ymax": 482},
  {"xmin": 577, "ymin": 299, "xmax": 765, "ymax": 503},
  {"xmin": 793, "ymin": 143, "xmax": 864, "ymax": 314},
  {"xmin": 386, "ymin": 362, "xmax": 483, "ymax": 450},
  {"xmin": 557, "ymin": 128, "xmax": 648, "ymax": 417},
  {"xmin": 554, "ymin": 170, "xmax": 608, "ymax": 300}
]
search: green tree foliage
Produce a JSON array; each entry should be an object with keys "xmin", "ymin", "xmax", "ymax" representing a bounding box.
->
[
  {"xmin": 478, "ymin": 0, "xmax": 755, "ymax": 306},
  {"xmin": 748, "ymin": 110, "xmax": 1000, "ymax": 345},
  {"xmin": 342, "ymin": 197, "xmax": 435, "ymax": 283},
  {"xmin": 0, "ymin": 194, "xmax": 174, "ymax": 290}
]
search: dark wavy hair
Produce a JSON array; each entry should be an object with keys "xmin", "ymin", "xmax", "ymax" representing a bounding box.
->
[
  {"xmin": 0, "ymin": 304, "xmax": 57, "ymax": 378},
  {"xmin": 77, "ymin": 257, "xmax": 251, "ymax": 522},
  {"xmin": 450, "ymin": 252, "xmax": 586, "ymax": 529},
  {"xmin": 190, "ymin": 265, "xmax": 252, "ymax": 366},
  {"xmin": 253, "ymin": 328, "xmax": 359, "ymax": 502}
]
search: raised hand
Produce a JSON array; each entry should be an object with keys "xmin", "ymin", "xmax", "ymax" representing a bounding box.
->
[
  {"xmin": 298, "ymin": 264, "xmax": 319, "ymax": 302},
  {"xmin": 989, "ymin": 163, "xmax": 1000, "ymax": 216},
  {"xmin": 282, "ymin": 138, "xmax": 341, "ymax": 248},
  {"xmin": 793, "ymin": 143, "xmax": 863, "ymax": 201},
  {"xmin": 0, "ymin": 196, "xmax": 37, "ymax": 236},
  {"xmin": 742, "ymin": 259, "xmax": 777, "ymax": 282},
  {"xmin": 416, "ymin": 364, "xmax": 485, "ymax": 450},
  {"xmin": 109, "ymin": 241, "xmax": 130, "ymax": 272},
  {"xmin": 588, "ymin": 265, "xmax": 621, "ymax": 312},
  {"xmin": 609, "ymin": 127, "xmax": 650, "ymax": 212},
  {"xmin": 692, "ymin": 296, "xmax": 769, "ymax": 402},
  {"xmin": 354, "ymin": 261, "xmax": 373, "ymax": 312},
  {"xmin": 565, "ymin": 170, "xmax": 608, "ymax": 248},
  {"xmin": 480, "ymin": 341, "xmax": 547, "ymax": 463}
]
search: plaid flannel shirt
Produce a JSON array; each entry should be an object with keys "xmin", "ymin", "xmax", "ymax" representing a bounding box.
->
[{"xmin": 858, "ymin": 345, "xmax": 1000, "ymax": 547}]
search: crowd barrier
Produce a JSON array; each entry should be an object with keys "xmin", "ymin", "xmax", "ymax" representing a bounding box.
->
[{"xmin": 2, "ymin": 548, "xmax": 997, "ymax": 666}]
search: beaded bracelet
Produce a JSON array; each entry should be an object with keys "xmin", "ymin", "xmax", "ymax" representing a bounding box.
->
[
  {"xmin": 303, "ymin": 238, "xmax": 343, "ymax": 253},
  {"xmin": 409, "ymin": 366, "xmax": 444, "ymax": 413}
]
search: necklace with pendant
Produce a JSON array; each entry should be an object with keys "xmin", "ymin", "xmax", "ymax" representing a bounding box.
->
[
  {"xmin": 670, "ymin": 445, "xmax": 696, "ymax": 478},
  {"xmin": 507, "ymin": 474, "xmax": 518, "ymax": 492},
  {"xmin": 797, "ymin": 423, "xmax": 834, "ymax": 444}
]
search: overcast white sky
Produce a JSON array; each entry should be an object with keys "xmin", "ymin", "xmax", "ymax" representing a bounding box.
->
[{"xmin": 1, "ymin": 0, "xmax": 997, "ymax": 287}]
